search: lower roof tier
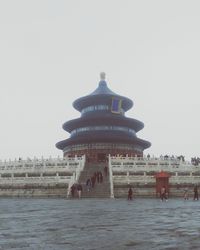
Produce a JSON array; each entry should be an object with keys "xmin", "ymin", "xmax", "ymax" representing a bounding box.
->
[
  {"xmin": 56, "ymin": 131, "xmax": 151, "ymax": 151},
  {"xmin": 63, "ymin": 143, "xmax": 144, "ymax": 157}
]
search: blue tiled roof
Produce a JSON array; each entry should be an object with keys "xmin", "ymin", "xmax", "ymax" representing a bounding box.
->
[{"xmin": 89, "ymin": 80, "xmax": 117, "ymax": 96}]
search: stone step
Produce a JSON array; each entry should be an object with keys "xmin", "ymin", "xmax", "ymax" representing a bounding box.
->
[{"xmin": 72, "ymin": 162, "xmax": 111, "ymax": 199}]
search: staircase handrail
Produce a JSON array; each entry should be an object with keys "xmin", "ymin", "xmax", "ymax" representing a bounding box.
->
[
  {"xmin": 67, "ymin": 155, "xmax": 86, "ymax": 198},
  {"xmin": 67, "ymin": 172, "xmax": 76, "ymax": 198},
  {"xmin": 108, "ymin": 154, "xmax": 114, "ymax": 198}
]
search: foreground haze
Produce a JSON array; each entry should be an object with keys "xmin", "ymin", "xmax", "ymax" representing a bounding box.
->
[
  {"xmin": 0, "ymin": 198, "xmax": 200, "ymax": 249},
  {"xmin": 1, "ymin": 1, "xmax": 200, "ymax": 160}
]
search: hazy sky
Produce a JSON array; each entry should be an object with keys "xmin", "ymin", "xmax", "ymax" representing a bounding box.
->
[{"xmin": 1, "ymin": 0, "xmax": 200, "ymax": 160}]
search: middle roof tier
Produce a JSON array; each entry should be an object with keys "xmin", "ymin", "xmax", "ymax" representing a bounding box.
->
[{"xmin": 62, "ymin": 114, "xmax": 144, "ymax": 133}]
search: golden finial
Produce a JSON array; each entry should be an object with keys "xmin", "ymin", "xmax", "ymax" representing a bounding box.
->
[{"xmin": 100, "ymin": 72, "xmax": 106, "ymax": 81}]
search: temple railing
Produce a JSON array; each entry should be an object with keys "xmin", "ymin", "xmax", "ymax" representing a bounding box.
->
[
  {"xmin": 108, "ymin": 154, "xmax": 114, "ymax": 198},
  {"xmin": 67, "ymin": 158, "xmax": 86, "ymax": 198},
  {"xmin": 0, "ymin": 156, "xmax": 85, "ymax": 173},
  {"xmin": 0, "ymin": 156, "xmax": 86, "ymax": 193},
  {"xmin": 108, "ymin": 156, "xmax": 200, "ymax": 189},
  {"xmin": 110, "ymin": 156, "xmax": 200, "ymax": 173}
]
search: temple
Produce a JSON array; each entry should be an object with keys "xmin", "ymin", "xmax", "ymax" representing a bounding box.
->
[
  {"xmin": 56, "ymin": 73, "xmax": 151, "ymax": 161},
  {"xmin": 0, "ymin": 75, "xmax": 199, "ymax": 198},
  {"xmin": 0, "ymin": 73, "xmax": 200, "ymax": 200}
]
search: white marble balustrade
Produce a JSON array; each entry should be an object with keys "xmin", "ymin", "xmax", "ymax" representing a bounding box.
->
[{"xmin": 110, "ymin": 156, "xmax": 200, "ymax": 173}]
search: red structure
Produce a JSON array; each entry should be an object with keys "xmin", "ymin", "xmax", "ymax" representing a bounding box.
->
[
  {"xmin": 56, "ymin": 73, "xmax": 151, "ymax": 161},
  {"xmin": 155, "ymin": 171, "xmax": 171, "ymax": 197}
]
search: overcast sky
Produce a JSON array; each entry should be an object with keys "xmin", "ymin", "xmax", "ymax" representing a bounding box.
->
[{"xmin": 0, "ymin": 0, "xmax": 200, "ymax": 161}]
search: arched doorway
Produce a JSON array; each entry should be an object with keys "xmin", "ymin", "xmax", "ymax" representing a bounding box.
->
[{"xmin": 155, "ymin": 171, "xmax": 171, "ymax": 197}]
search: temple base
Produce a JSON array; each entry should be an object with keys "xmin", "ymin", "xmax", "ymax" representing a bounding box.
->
[{"xmin": 63, "ymin": 142, "xmax": 144, "ymax": 162}]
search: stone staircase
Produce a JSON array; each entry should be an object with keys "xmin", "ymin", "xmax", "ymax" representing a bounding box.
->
[{"xmin": 71, "ymin": 162, "xmax": 111, "ymax": 198}]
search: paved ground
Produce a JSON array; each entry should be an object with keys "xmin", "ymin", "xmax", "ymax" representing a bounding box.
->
[{"xmin": 0, "ymin": 198, "xmax": 199, "ymax": 250}]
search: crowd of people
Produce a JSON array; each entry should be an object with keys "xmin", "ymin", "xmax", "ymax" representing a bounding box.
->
[
  {"xmin": 86, "ymin": 171, "xmax": 103, "ymax": 191},
  {"xmin": 70, "ymin": 166, "xmax": 108, "ymax": 198},
  {"xmin": 127, "ymin": 185, "xmax": 199, "ymax": 201},
  {"xmin": 146, "ymin": 154, "xmax": 200, "ymax": 166},
  {"xmin": 70, "ymin": 183, "xmax": 83, "ymax": 198},
  {"xmin": 71, "ymin": 182, "xmax": 199, "ymax": 201},
  {"xmin": 163, "ymin": 185, "xmax": 200, "ymax": 201},
  {"xmin": 86, "ymin": 166, "xmax": 108, "ymax": 191},
  {"xmin": 191, "ymin": 157, "xmax": 200, "ymax": 166},
  {"xmin": 179, "ymin": 185, "xmax": 199, "ymax": 201},
  {"xmin": 146, "ymin": 154, "xmax": 186, "ymax": 162}
]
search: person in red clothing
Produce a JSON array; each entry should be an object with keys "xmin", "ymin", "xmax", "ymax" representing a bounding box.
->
[
  {"xmin": 77, "ymin": 183, "xmax": 83, "ymax": 198},
  {"xmin": 91, "ymin": 176, "xmax": 95, "ymax": 188},
  {"xmin": 193, "ymin": 185, "xmax": 199, "ymax": 200},
  {"xmin": 104, "ymin": 166, "xmax": 108, "ymax": 177},
  {"xmin": 70, "ymin": 184, "xmax": 76, "ymax": 198},
  {"xmin": 128, "ymin": 186, "xmax": 133, "ymax": 200},
  {"xmin": 86, "ymin": 178, "xmax": 92, "ymax": 192},
  {"xmin": 160, "ymin": 186, "xmax": 167, "ymax": 201},
  {"xmin": 99, "ymin": 172, "xmax": 103, "ymax": 183}
]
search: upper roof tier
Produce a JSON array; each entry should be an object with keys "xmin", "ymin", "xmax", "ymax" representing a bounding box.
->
[{"xmin": 73, "ymin": 73, "xmax": 133, "ymax": 112}]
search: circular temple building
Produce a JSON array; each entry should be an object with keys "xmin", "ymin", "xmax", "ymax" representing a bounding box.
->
[{"xmin": 56, "ymin": 73, "xmax": 151, "ymax": 162}]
